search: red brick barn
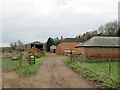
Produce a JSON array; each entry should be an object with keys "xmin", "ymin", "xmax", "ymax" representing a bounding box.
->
[
  {"xmin": 75, "ymin": 37, "xmax": 120, "ymax": 61},
  {"xmin": 56, "ymin": 38, "xmax": 85, "ymax": 55}
]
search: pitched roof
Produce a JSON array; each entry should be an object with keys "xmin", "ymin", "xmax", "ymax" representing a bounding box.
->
[
  {"xmin": 61, "ymin": 38, "xmax": 85, "ymax": 42},
  {"xmin": 50, "ymin": 45, "xmax": 56, "ymax": 49},
  {"xmin": 32, "ymin": 41, "xmax": 42, "ymax": 44},
  {"xmin": 50, "ymin": 45, "xmax": 56, "ymax": 47},
  {"xmin": 75, "ymin": 36, "xmax": 120, "ymax": 48},
  {"xmin": 26, "ymin": 41, "xmax": 42, "ymax": 45}
]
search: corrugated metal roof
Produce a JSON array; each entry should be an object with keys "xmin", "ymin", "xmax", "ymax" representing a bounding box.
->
[
  {"xmin": 50, "ymin": 45, "xmax": 56, "ymax": 47},
  {"xmin": 75, "ymin": 36, "xmax": 120, "ymax": 48},
  {"xmin": 26, "ymin": 41, "xmax": 42, "ymax": 45},
  {"xmin": 50, "ymin": 45, "xmax": 56, "ymax": 49},
  {"xmin": 31, "ymin": 41, "xmax": 42, "ymax": 44},
  {"xmin": 61, "ymin": 38, "xmax": 86, "ymax": 42}
]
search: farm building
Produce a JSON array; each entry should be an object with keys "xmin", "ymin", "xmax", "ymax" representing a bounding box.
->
[
  {"xmin": 25, "ymin": 41, "xmax": 43, "ymax": 51},
  {"xmin": 50, "ymin": 45, "xmax": 56, "ymax": 53},
  {"xmin": 1, "ymin": 41, "xmax": 43, "ymax": 53},
  {"xmin": 56, "ymin": 38, "xmax": 85, "ymax": 55},
  {"xmin": 75, "ymin": 36, "xmax": 120, "ymax": 61}
]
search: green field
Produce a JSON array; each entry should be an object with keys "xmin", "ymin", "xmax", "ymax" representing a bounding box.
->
[
  {"xmin": 2, "ymin": 57, "xmax": 46, "ymax": 76},
  {"xmin": 64, "ymin": 58, "xmax": 119, "ymax": 88}
]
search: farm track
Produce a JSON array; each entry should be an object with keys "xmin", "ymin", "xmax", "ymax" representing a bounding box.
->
[{"xmin": 2, "ymin": 54, "xmax": 96, "ymax": 88}]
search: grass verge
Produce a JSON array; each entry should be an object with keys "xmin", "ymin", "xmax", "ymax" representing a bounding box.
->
[
  {"xmin": 63, "ymin": 58, "xmax": 119, "ymax": 88},
  {"xmin": 2, "ymin": 57, "xmax": 46, "ymax": 76}
]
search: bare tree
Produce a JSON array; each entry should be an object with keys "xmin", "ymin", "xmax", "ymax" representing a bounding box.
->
[
  {"xmin": 10, "ymin": 40, "xmax": 24, "ymax": 51},
  {"xmin": 76, "ymin": 20, "xmax": 118, "ymax": 40},
  {"xmin": 98, "ymin": 21, "xmax": 118, "ymax": 36},
  {"xmin": 10, "ymin": 42, "xmax": 17, "ymax": 50}
]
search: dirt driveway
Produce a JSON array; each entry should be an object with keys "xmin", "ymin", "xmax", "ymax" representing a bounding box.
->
[{"xmin": 3, "ymin": 54, "xmax": 96, "ymax": 88}]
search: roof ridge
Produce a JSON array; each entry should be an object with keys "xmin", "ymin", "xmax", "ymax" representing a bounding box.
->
[{"xmin": 75, "ymin": 36, "xmax": 120, "ymax": 48}]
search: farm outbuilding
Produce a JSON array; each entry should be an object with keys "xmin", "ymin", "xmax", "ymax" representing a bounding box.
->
[
  {"xmin": 50, "ymin": 45, "xmax": 56, "ymax": 53},
  {"xmin": 25, "ymin": 41, "xmax": 43, "ymax": 51},
  {"xmin": 75, "ymin": 37, "xmax": 120, "ymax": 61},
  {"xmin": 15, "ymin": 41, "xmax": 43, "ymax": 52}
]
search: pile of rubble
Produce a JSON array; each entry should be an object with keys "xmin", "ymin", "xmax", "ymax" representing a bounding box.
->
[{"xmin": 25, "ymin": 48, "xmax": 45, "ymax": 57}]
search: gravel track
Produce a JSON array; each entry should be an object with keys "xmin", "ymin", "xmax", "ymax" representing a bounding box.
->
[{"xmin": 2, "ymin": 54, "xmax": 96, "ymax": 88}]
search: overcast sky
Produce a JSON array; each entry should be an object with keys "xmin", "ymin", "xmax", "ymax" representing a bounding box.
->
[{"xmin": 1, "ymin": 0, "xmax": 118, "ymax": 47}]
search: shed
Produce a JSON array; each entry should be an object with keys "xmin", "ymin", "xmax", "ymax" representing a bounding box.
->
[
  {"xmin": 75, "ymin": 36, "xmax": 120, "ymax": 61},
  {"xmin": 25, "ymin": 41, "xmax": 43, "ymax": 51},
  {"xmin": 50, "ymin": 45, "xmax": 56, "ymax": 53}
]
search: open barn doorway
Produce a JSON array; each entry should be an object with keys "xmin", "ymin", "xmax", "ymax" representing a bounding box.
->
[{"xmin": 31, "ymin": 41, "xmax": 43, "ymax": 51}]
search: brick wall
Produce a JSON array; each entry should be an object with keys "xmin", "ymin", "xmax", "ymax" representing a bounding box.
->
[
  {"xmin": 56, "ymin": 45, "xmax": 61, "ymax": 54},
  {"xmin": 83, "ymin": 47, "xmax": 120, "ymax": 61},
  {"xmin": 75, "ymin": 47, "xmax": 84, "ymax": 55},
  {"xmin": 56, "ymin": 42, "xmax": 82, "ymax": 55}
]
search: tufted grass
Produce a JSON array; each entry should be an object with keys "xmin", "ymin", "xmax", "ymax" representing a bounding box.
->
[{"xmin": 64, "ymin": 58, "xmax": 119, "ymax": 88}]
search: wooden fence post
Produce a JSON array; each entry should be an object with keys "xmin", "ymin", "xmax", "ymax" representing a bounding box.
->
[
  {"xmin": 19, "ymin": 53, "xmax": 23, "ymax": 67},
  {"xmin": 34, "ymin": 54, "xmax": 35, "ymax": 64},
  {"xmin": 109, "ymin": 58, "xmax": 111, "ymax": 76}
]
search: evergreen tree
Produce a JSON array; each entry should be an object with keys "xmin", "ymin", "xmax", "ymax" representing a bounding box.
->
[
  {"xmin": 46, "ymin": 37, "xmax": 55, "ymax": 51},
  {"xmin": 117, "ymin": 27, "xmax": 120, "ymax": 37},
  {"xmin": 53, "ymin": 37, "xmax": 60, "ymax": 46}
]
